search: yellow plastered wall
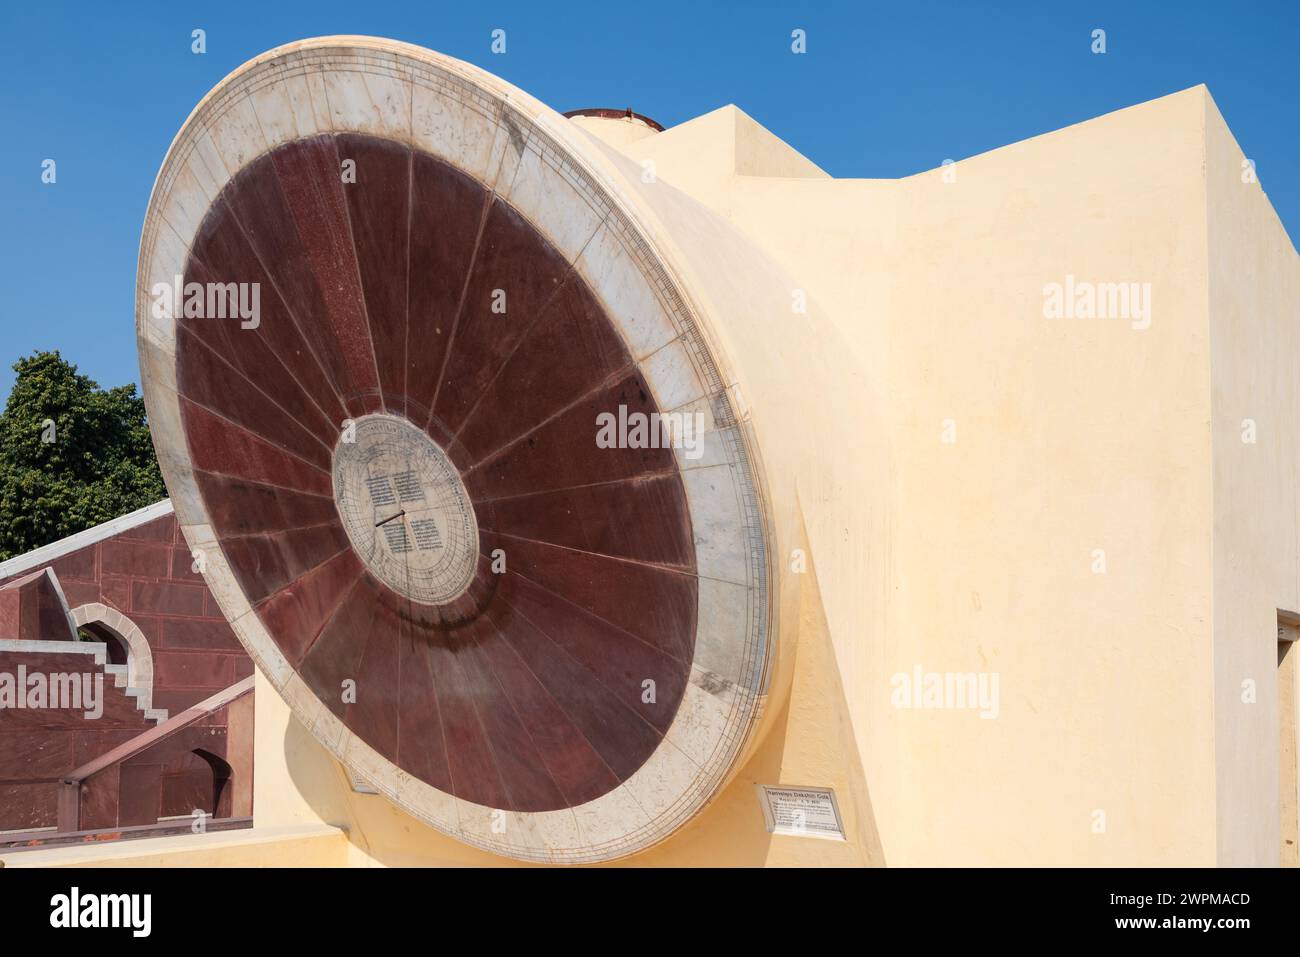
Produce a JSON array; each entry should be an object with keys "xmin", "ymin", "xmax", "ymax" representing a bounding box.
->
[
  {"xmin": 621, "ymin": 86, "xmax": 1300, "ymax": 865},
  {"xmin": 882, "ymin": 88, "xmax": 1217, "ymax": 865},
  {"xmin": 1203, "ymin": 91, "xmax": 1300, "ymax": 866}
]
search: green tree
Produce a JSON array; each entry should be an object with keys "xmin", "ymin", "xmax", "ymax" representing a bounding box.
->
[{"xmin": 0, "ymin": 351, "xmax": 165, "ymax": 561}]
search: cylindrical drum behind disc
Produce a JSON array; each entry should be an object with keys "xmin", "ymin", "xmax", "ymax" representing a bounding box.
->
[{"xmin": 136, "ymin": 37, "xmax": 776, "ymax": 863}]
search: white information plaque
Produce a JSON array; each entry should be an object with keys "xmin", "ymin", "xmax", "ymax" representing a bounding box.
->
[{"xmin": 757, "ymin": 785, "xmax": 846, "ymax": 841}]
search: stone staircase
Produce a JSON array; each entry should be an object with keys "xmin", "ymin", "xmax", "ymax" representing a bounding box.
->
[
  {"xmin": 1, "ymin": 639, "xmax": 167, "ymax": 724},
  {"xmin": 107, "ymin": 662, "xmax": 169, "ymax": 724},
  {"xmin": 0, "ymin": 568, "xmax": 167, "ymax": 725}
]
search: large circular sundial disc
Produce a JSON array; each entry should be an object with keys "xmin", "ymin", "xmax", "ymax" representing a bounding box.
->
[{"xmin": 136, "ymin": 37, "xmax": 776, "ymax": 863}]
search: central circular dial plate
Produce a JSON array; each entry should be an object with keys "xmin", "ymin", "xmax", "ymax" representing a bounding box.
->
[{"xmin": 332, "ymin": 414, "xmax": 479, "ymax": 605}]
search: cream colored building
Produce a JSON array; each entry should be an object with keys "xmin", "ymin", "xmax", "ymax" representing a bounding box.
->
[{"xmin": 4, "ymin": 38, "xmax": 1297, "ymax": 868}]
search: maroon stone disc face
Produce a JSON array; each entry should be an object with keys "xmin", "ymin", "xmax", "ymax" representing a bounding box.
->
[{"xmin": 174, "ymin": 133, "xmax": 698, "ymax": 812}]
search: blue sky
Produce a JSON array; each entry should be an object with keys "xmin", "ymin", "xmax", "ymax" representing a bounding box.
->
[{"xmin": 1, "ymin": 0, "xmax": 1296, "ymax": 399}]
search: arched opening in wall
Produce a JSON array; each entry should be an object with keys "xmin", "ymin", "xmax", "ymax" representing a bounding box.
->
[
  {"xmin": 69, "ymin": 604, "xmax": 159, "ymax": 716},
  {"xmin": 163, "ymin": 748, "xmax": 235, "ymax": 816},
  {"xmin": 77, "ymin": 621, "xmax": 128, "ymax": 665}
]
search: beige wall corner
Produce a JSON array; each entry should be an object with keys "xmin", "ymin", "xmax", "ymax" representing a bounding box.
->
[
  {"xmin": 1203, "ymin": 86, "xmax": 1300, "ymax": 866},
  {"xmin": 581, "ymin": 104, "xmax": 829, "ymax": 221}
]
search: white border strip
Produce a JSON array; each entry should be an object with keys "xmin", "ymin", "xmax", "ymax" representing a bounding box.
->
[{"xmin": 0, "ymin": 499, "xmax": 174, "ymax": 582}]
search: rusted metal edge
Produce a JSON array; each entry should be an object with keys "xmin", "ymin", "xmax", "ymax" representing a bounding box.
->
[
  {"xmin": 562, "ymin": 107, "xmax": 665, "ymax": 132},
  {"xmin": 1, "ymin": 816, "xmax": 253, "ymax": 851}
]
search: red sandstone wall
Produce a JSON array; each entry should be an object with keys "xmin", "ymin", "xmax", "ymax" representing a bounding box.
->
[
  {"xmin": 0, "ymin": 568, "xmax": 75, "ymax": 642},
  {"xmin": 0, "ymin": 648, "xmax": 232, "ymax": 831},
  {"xmin": 0, "ymin": 506, "xmax": 252, "ymax": 833},
  {"xmin": 0, "ymin": 649, "xmax": 154, "ymax": 830},
  {"xmin": 0, "ymin": 509, "xmax": 253, "ymax": 715}
]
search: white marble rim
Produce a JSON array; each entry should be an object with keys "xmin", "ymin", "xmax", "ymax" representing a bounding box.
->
[{"xmin": 135, "ymin": 36, "xmax": 776, "ymax": 864}]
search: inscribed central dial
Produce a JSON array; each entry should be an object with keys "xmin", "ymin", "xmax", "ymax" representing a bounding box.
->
[{"xmin": 332, "ymin": 414, "xmax": 479, "ymax": 605}]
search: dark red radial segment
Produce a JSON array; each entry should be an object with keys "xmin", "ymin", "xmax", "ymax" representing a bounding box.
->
[{"xmin": 175, "ymin": 133, "xmax": 698, "ymax": 811}]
